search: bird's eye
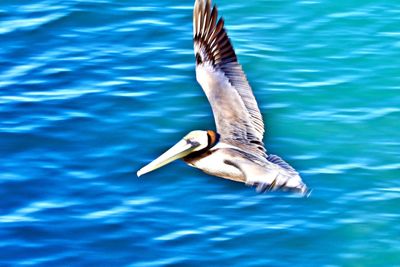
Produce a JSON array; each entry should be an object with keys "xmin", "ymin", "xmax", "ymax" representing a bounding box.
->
[
  {"xmin": 196, "ymin": 53, "xmax": 203, "ymax": 64},
  {"xmin": 186, "ymin": 139, "xmax": 200, "ymax": 147}
]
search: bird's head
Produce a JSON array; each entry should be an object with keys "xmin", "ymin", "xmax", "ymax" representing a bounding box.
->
[{"xmin": 137, "ymin": 130, "xmax": 218, "ymax": 177}]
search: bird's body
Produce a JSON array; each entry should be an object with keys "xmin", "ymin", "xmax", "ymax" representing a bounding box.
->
[
  {"xmin": 137, "ymin": 0, "xmax": 308, "ymax": 195},
  {"xmin": 186, "ymin": 144, "xmax": 245, "ymax": 183},
  {"xmin": 184, "ymin": 141, "xmax": 305, "ymax": 193}
]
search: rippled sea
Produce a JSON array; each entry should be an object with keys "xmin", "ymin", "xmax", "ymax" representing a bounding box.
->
[{"xmin": 1, "ymin": 0, "xmax": 399, "ymax": 266}]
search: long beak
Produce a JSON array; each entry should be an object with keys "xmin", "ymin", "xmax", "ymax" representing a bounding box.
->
[{"xmin": 137, "ymin": 139, "xmax": 200, "ymax": 177}]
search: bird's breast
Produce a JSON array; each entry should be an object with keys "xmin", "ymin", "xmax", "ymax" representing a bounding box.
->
[{"xmin": 184, "ymin": 148, "xmax": 245, "ymax": 183}]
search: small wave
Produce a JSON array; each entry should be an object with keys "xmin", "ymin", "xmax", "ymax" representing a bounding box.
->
[
  {"xmin": 0, "ymin": 63, "xmax": 44, "ymax": 81},
  {"xmin": 328, "ymin": 10, "xmax": 370, "ymax": 19},
  {"xmin": 304, "ymin": 162, "xmax": 400, "ymax": 175},
  {"xmin": 133, "ymin": 257, "xmax": 187, "ymax": 267},
  {"xmin": 292, "ymin": 76, "xmax": 357, "ymax": 88},
  {"xmin": 0, "ymin": 215, "xmax": 38, "ymax": 223},
  {"xmin": 378, "ymin": 31, "xmax": 400, "ymax": 37},
  {"xmin": 124, "ymin": 197, "xmax": 159, "ymax": 206},
  {"xmin": 118, "ymin": 6, "xmax": 160, "ymax": 12},
  {"xmin": 303, "ymin": 163, "xmax": 365, "ymax": 175},
  {"xmin": 155, "ymin": 230, "xmax": 201, "ymax": 241},
  {"xmin": 17, "ymin": 2, "xmax": 69, "ymax": 13},
  {"xmin": 96, "ymin": 80, "xmax": 129, "ymax": 87},
  {"xmin": 0, "ymin": 201, "xmax": 75, "ymax": 223},
  {"xmin": 131, "ymin": 19, "xmax": 172, "ymax": 26},
  {"xmin": 2, "ymin": 88, "xmax": 104, "ymax": 103},
  {"xmin": 337, "ymin": 188, "xmax": 400, "ymax": 205},
  {"xmin": 111, "ymin": 91, "xmax": 155, "ymax": 97},
  {"xmin": 121, "ymin": 75, "xmax": 186, "ymax": 82},
  {"xmin": 81, "ymin": 206, "xmax": 130, "ymax": 220},
  {"xmin": 301, "ymin": 107, "xmax": 400, "ymax": 123},
  {"xmin": 0, "ymin": 12, "xmax": 67, "ymax": 35}
]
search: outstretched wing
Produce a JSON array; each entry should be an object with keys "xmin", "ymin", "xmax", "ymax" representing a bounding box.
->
[{"xmin": 193, "ymin": 0, "xmax": 266, "ymax": 157}]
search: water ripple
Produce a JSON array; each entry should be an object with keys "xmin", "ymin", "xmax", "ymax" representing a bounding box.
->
[
  {"xmin": 155, "ymin": 230, "xmax": 202, "ymax": 241},
  {"xmin": 300, "ymin": 107, "xmax": 400, "ymax": 123},
  {"xmin": 0, "ymin": 201, "xmax": 75, "ymax": 223},
  {"xmin": 0, "ymin": 12, "xmax": 68, "ymax": 34},
  {"xmin": 1, "ymin": 0, "xmax": 400, "ymax": 265}
]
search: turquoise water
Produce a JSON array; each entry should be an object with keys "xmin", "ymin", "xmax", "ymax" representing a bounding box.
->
[{"xmin": 1, "ymin": 0, "xmax": 399, "ymax": 265}]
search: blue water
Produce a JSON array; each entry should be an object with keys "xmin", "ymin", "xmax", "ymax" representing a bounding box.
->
[{"xmin": 1, "ymin": 0, "xmax": 399, "ymax": 266}]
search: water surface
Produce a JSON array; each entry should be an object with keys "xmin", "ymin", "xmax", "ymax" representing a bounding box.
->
[{"xmin": 1, "ymin": 0, "xmax": 399, "ymax": 266}]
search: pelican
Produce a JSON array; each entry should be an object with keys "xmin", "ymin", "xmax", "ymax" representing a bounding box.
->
[{"xmin": 137, "ymin": 0, "xmax": 309, "ymax": 195}]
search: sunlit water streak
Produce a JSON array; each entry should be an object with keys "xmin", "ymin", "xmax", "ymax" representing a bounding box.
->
[{"xmin": 0, "ymin": 0, "xmax": 399, "ymax": 266}]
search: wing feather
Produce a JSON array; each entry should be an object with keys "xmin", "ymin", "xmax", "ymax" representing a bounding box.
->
[{"xmin": 193, "ymin": 0, "xmax": 266, "ymax": 157}]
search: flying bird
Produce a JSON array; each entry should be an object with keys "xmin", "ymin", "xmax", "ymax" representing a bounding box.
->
[{"xmin": 137, "ymin": 0, "xmax": 309, "ymax": 195}]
